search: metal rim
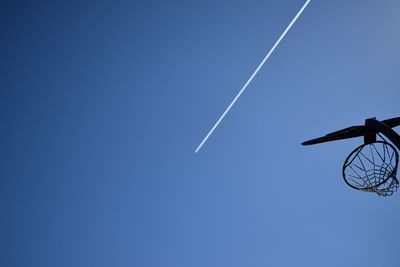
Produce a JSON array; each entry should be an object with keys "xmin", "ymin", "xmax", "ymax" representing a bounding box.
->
[{"xmin": 342, "ymin": 141, "xmax": 399, "ymax": 191}]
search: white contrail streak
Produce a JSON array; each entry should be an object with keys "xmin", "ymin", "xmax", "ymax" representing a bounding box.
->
[{"xmin": 195, "ymin": 0, "xmax": 310, "ymax": 153}]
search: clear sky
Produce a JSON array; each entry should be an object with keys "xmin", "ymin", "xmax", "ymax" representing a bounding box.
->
[{"xmin": 1, "ymin": 0, "xmax": 400, "ymax": 266}]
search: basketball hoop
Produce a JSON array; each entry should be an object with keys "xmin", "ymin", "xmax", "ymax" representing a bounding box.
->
[
  {"xmin": 302, "ymin": 117, "xmax": 400, "ymax": 196},
  {"xmin": 342, "ymin": 141, "xmax": 399, "ymax": 196}
]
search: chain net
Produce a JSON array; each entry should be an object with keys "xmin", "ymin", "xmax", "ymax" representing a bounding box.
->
[{"xmin": 342, "ymin": 141, "xmax": 399, "ymax": 196}]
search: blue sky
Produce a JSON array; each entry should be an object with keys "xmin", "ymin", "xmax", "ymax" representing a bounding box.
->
[{"xmin": 1, "ymin": 0, "xmax": 400, "ymax": 266}]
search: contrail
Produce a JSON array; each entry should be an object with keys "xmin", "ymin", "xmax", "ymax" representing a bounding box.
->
[{"xmin": 195, "ymin": 0, "xmax": 311, "ymax": 153}]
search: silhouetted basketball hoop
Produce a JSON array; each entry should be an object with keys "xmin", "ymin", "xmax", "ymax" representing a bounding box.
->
[
  {"xmin": 302, "ymin": 117, "xmax": 400, "ymax": 197},
  {"xmin": 343, "ymin": 140, "xmax": 398, "ymax": 196}
]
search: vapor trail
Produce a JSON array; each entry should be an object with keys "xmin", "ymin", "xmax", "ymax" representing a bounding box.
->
[{"xmin": 195, "ymin": 0, "xmax": 311, "ymax": 153}]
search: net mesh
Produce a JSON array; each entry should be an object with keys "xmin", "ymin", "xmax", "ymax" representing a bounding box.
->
[{"xmin": 342, "ymin": 141, "xmax": 399, "ymax": 196}]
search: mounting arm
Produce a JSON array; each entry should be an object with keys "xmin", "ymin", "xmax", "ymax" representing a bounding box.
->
[
  {"xmin": 365, "ymin": 118, "xmax": 400, "ymax": 151},
  {"xmin": 302, "ymin": 116, "xmax": 400, "ymax": 150}
]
